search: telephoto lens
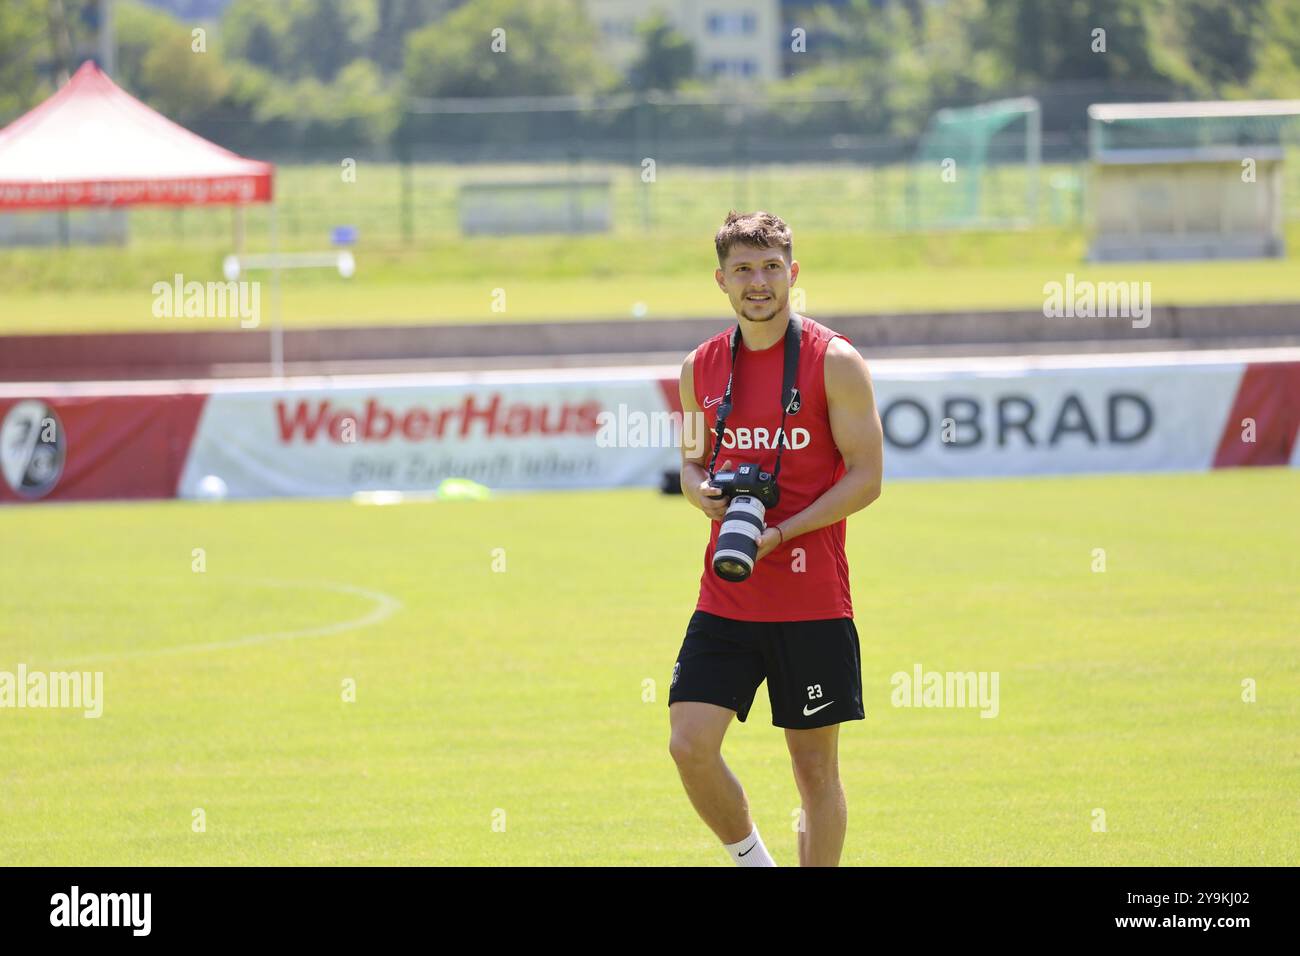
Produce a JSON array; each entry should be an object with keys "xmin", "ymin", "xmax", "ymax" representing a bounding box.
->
[{"xmin": 713, "ymin": 494, "xmax": 766, "ymax": 581}]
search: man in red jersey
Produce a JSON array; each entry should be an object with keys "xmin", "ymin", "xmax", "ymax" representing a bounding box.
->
[{"xmin": 667, "ymin": 210, "xmax": 884, "ymax": 867}]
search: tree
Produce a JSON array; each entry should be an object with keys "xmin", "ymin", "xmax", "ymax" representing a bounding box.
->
[
  {"xmin": 328, "ymin": 58, "xmax": 401, "ymax": 142},
  {"xmin": 1246, "ymin": 0, "xmax": 1300, "ymax": 97},
  {"xmin": 1177, "ymin": 0, "xmax": 1266, "ymax": 91},
  {"xmin": 139, "ymin": 31, "xmax": 233, "ymax": 121},
  {"xmin": 628, "ymin": 13, "xmax": 694, "ymax": 92},
  {"xmin": 82, "ymin": 2, "xmax": 231, "ymax": 124},
  {"xmin": 782, "ymin": 0, "xmax": 923, "ymax": 135},
  {"xmin": 287, "ymin": 0, "xmax": 363, "ymax": 82},
  {"xmin": 403, "ymin": 0, "xmax": 616, "ymax": 98},
  {"xmin": 0, "ymin": 0, "xmax": 51, "ymax": 122},
  {"xmin": 93, "ymin": 0, "xmax": 275, "ymax": 140},
  {"xmin": 221, "ymin": 0, "xmax": 292, "ymax": 74},
  {"xmin": 372, "ymin": 0, "xmax": 460, "ymax": 74},
  {"xmin": 993, "ymin": 0, "xmax": 1166, "ymax": 85},
  {"xmin": 223, "ymin": 0, "xmax": 377, "ymax": 81},
  {"xmin": 885, "ymin": 0, "xmax": 1012, "ymax": 135}
]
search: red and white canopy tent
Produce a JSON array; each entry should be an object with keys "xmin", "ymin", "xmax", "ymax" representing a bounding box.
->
[{"xmin": 0, "ymin": 60, "xmax": 272, "ymax": 211}]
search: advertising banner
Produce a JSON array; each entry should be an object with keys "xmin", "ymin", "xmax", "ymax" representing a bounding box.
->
[{"xmin": 2, "ymin": 352, "xmax": 1297, "ymax": 503}]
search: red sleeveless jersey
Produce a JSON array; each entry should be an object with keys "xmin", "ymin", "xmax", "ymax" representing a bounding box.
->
[{"xmin": 692, "ymin": 316, "xmax": 853, "ymax": 622}]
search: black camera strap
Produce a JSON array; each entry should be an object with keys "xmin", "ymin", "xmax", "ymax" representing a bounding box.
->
[{"xmin": 705, "ymin": 314, "xmax": 802, "ymax": 479}]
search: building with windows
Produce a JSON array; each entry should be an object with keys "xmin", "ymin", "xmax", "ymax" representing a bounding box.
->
[{"xmin": 585, "ymin": 0, "xmax": 780, "ymax": 83}]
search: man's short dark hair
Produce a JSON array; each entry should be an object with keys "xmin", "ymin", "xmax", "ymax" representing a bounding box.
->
[{"xmin": 715, "ymin": 210, "xmax": 792, "ymax": 266}]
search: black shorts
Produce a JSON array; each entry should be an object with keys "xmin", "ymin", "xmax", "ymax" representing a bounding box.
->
[{"xmin": 667, "ymin": 610, "xmax": 865, "ymax": 729}]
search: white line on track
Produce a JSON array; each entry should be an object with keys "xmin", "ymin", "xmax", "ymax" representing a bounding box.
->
[{"xmin": 55, "ymin": 579, "xmax": 403, "ymax": 664}]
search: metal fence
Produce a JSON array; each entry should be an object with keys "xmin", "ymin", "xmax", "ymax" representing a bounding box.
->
[{"xmin": 93, "ymin": 88, "xmax": 1300, "ymax": 248}]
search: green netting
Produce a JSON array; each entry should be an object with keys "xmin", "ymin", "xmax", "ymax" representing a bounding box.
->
[{"xmin": 913, "ymin": 97, "xmax": 1041, "ymax": 228}]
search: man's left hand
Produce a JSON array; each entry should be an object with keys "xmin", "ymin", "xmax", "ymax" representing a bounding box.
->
[{"xmin": 755, "ymin": 526, "xmax": 783, "ymax": 562}]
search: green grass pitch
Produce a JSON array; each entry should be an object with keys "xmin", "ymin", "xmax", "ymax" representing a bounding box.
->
[{"xmin": 1, "ymin": 469, "xmax": 1296, "ymax": 865}]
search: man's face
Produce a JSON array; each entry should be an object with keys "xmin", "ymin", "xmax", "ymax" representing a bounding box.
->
[{"xmin": 715, "ymin": 244, "xmax": 799, "ymax": 323}]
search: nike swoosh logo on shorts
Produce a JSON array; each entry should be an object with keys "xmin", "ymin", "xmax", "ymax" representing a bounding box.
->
[
  {"xmin": 703, "ymin": 396, "xmax": 723, "ymax": 408},
  {"xmin": 803, "ymin": 701, "xmax": 834, "ymax": 716}
]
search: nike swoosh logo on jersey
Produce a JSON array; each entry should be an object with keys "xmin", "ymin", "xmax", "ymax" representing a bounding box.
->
[
  {"xmin": 803, "ymin": 701, "xmax": 834, "ymax": 716},
  {"xmin": 703, "ymin": 395, "xmax": 723, "ymax": 408}
]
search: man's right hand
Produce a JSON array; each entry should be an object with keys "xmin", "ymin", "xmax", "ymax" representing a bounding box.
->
[{"xmin": 689, "ymin": 458, "xmax": 733, "ymax": 522}]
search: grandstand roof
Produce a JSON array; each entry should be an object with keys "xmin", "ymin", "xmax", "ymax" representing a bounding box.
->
[
  {"xmin": 1088, "ymin": 99, "xmax": 1300, "ymax": 163},
  {"xmin": 1089, "ymin": 101, "xmax": 1300, "ymax": 122}
]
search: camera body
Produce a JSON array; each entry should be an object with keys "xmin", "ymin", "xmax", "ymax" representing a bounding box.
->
[
  {"xmin": 709, "ymin": 463, "xmax": 779, "ymax": 582},
  {"xmin": 709, "ymin": 463, "xmax": 779, "ymax": 509}
]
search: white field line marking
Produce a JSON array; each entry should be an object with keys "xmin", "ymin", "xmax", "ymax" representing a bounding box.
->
[{"xmin": 55, "ymin": 579, "xmax": 403, "ymax": 664}]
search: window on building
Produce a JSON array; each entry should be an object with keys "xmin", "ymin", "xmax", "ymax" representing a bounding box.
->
[
  {"xmin": 707, "ymin": 12, "xmax": 758, "ymax": 35},
  {"xmin": 707, "ymin": 59, "xmax": 760, "ymax": 79}
]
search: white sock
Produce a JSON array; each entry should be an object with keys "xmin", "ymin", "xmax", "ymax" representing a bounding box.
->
[{"xmin": 724, "ymin": 825, "xmax": 776, "ymax": 867}]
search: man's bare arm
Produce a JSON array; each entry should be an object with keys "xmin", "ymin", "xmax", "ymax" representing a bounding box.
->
[
  {"xmin": 760, "ymin": 338, "xmax": 882, "ymax": 552},
  {"xmin": 679, "ymin": 350, "xmax": 730, "ymax": 522}
]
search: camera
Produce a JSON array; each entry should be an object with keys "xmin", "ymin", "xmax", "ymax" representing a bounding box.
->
[{"xmin": 709, "ymin": 463, "xmax": 780, "ymax": 582}]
